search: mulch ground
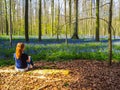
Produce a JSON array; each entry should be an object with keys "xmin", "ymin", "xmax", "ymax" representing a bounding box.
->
[{"xmin": 0, "ymin": 60, "xmax": 120, "ymax": 90}]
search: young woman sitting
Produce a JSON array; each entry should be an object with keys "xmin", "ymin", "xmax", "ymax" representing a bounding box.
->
[{"xmin": 14, "ymin": 42, "xmax": 34, "ymax": 72}]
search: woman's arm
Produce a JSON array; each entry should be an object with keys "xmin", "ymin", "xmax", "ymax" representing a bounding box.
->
[{"xmin": 27, "ymin": 56, "xmax": 31, "ymax": 62}]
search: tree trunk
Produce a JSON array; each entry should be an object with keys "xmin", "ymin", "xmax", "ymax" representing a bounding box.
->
[
  {"xmin": 21, "ymin": 0, "xmax": 25, "ymax": 35},
  {"xmin": 44, "ymin": 0, "xmax": 47, "ymax": 35},
  {"xmin": 95, "ymin": 0, "xmax": 100, "ymax": 41},
  {"xmin": 18, "ymin": 0, "xmax": 20, "ymax": 35},
  {"xmin": 118, "ymin": 1, "xmax": 120, "ymax": 20},
  {"xmin": 12, "ymin": 0, "xmax": 16, "ymax": 35},
  {"xmin": 72, "ymin": 0, "xmax": 79, "ymax": 39},
  {"xmin": 39, "ymin": 0, "xmax": 42, "ymax": 41},
  {"xmin": 90, "ymin": 0, "xmax": 93, "ymax": 37},
  {"xmin": 0, "ymin": 3, "xmax": 1, "ymax": 34},
  {"xmin": 30, "ymin": 0, "xmax": 33, "ymax": 35},
  {"xmin": 108, "ymin": 0, "xmax": 113, "ymax": 65},
  {"xmin": 57, "ymin": 0, "xmax": 60, "ymax": 40},
  {"xmin": 69, "ymin": 0, "xmax": 72, "ymax": 37},
  {"xmin": 25, "ymin": 0, "xmax": 29, "ymax": 42},
  {"xmin": 65, "ymin": 0, "xmax": 68, "ymax": 44},
  {"xmin": 5, "ymin": 0, "xmax": 9, "ymax": 35},
  {"xmin": 9, "ymin": 0, "xmax": 12, "ymax": 47},
  {"xmin": 0, "ymin": 0, "xmax": 2, "ymax": 34},
  {"xmin": 51, "ymin": 0, "xmax": 54, "ymax": 37}
]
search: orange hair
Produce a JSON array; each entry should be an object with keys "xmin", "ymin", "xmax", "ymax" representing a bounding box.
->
[{"xmin": 16, "ymin": 43, "xmax": 25, "ymax": 59}]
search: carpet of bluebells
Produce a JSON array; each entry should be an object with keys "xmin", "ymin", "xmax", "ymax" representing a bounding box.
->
[{"xmin": 0, "ymin": 36, "xmax": 120, "ymax": 66}]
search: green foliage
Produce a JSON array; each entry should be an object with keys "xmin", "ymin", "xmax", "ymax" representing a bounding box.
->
[
  {"xmin": 63, "ymin": 82, "xmax": 69, "ymax": 87},
  {"xmin": 0, "ymin": 59, "xmax": 14, "ymax": 67},
  {"xmin": 0, "ymin": 36, "xmax": 120, "ymax": 66}
]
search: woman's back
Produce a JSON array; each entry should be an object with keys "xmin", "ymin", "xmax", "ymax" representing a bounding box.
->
[{"xmin": 14, "ymin": 53, "xmax": 28, "ymax": 69}]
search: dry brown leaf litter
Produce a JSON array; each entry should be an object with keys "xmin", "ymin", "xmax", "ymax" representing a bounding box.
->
[{"xmin": 0, "ymin": 60, "xmax": 120, "ymax": 90}]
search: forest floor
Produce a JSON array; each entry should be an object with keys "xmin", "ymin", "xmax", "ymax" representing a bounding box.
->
[{"xmin": 0, "ymin": 60, "xmax": 120, "ymax": 90}]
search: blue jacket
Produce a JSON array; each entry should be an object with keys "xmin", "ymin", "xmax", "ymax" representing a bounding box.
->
[{"xmin": 14, "ymin": 53, "xmax": 28, "ymax": 69}]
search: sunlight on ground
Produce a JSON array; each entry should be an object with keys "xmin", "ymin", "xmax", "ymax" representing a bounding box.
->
[
  {"xmin": 30, "ymin": 69, "xmax": 69, "ymax": 75},
  {"xmin": 0, "ymin": 68, "xmax": 70, "ymax": 75},
  {"xmin": 0, "ymin": 69, "xmax": 16, "ymax": 73}
]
